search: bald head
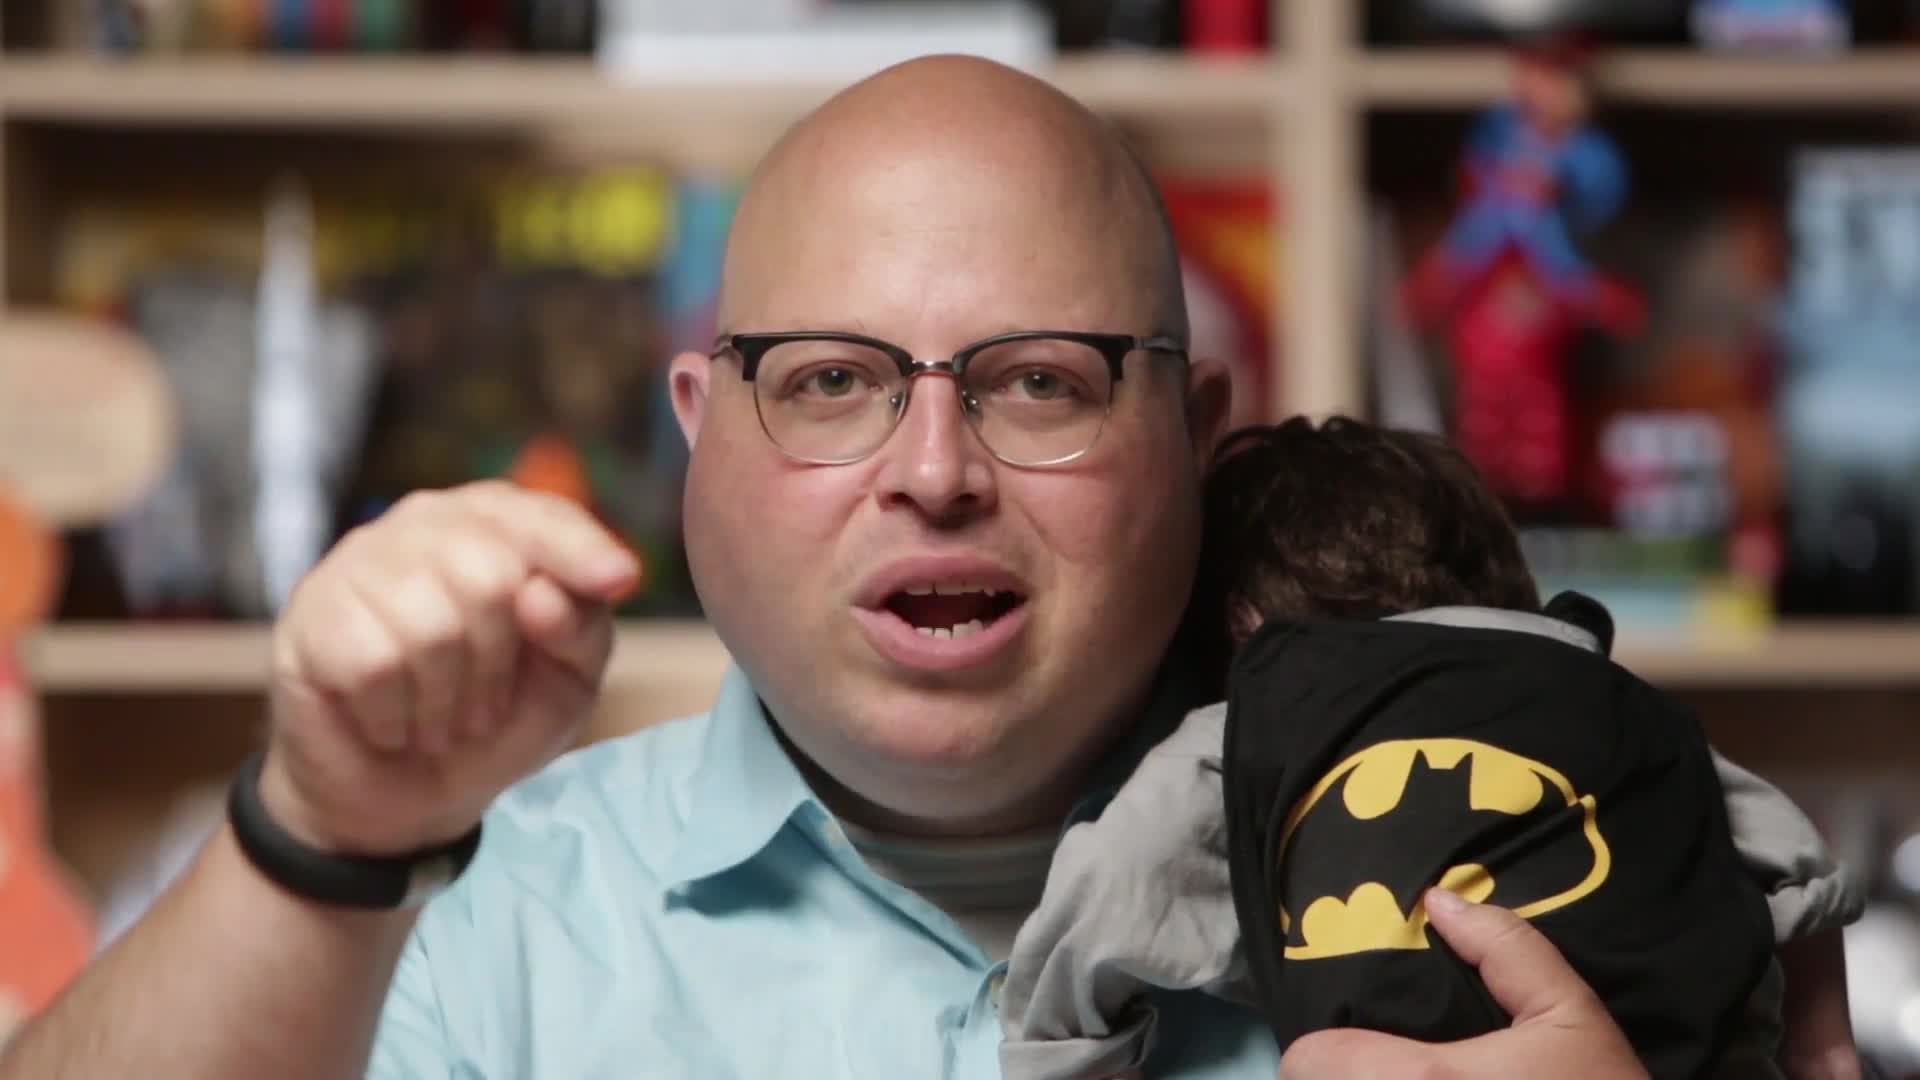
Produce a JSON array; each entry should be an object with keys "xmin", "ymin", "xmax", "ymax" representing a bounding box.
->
[{"xmin": 721, "ymin": 55, "xmax": 1188, "ymax": 344}]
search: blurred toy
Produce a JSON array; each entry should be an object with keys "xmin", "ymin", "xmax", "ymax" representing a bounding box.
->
[
  {"xmin": 252, "ymin": 177, "xmax": 380, "ymax": 615},
  {"xmin": 1183, "ymin": 0, "xmax": 1266, "ymax": 52},
  {"xmin": 1691, "ymin": 0, "xmax": 1849, "ymax": 51},
  {"xmin": 0, "ymin": 494, "xmax": 95, "ymax": 1048},
  {"xmin": 0, "ymin": 314, "xmax": 177, "ymax": 531},
  {"xmin": 1403, "ymin": 37, "xmax": 1646, "ymax": 509},
  {"xmin": 0, "ymin": 310, "xmax": 178, "ymax": 1046}
]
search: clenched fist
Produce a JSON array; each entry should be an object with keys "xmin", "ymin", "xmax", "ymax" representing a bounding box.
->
[{"xmin": 258, "ymin": 481, "xmax": 640, "ymax": 857}]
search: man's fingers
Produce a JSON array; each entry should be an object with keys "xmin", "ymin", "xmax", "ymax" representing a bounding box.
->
[
  {"xmin": 352, "ymin": 568, "xmax": 473, "ymax": 756},
  {"xmin": 1422, "ymin": 887, "xmax": 1603, "ymax": 1024},
  {"xmin": 513, "ymin": 574, "xmax": 615, "ymax": 687},
  {"xmin": 460, "ymin": 482, "xmax": 640, "ymax": 601},
  {"xmin": 1277, "ymin": 896, "xmax": 1647, "ymax": 1080},
  {"xmin": 431, "ymin": 531, "xmax": 529, "ymax": 739},
  {"xmin": 495, "ymin": 646, "xmax": 593, "ymax": 767},
  {"xmin": 287, "ymin": 585, "xmax": 413, "ymax": 753}
]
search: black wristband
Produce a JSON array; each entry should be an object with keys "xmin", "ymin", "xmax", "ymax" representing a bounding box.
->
[{"xmin": 226, "ymin": 751, "xmax": 483, "ymax": 909}]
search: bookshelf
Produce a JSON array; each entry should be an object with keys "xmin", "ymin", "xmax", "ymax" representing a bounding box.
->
[
  {"xmin": 3, "ymin": 17, "xmax": 1917, "ymax": 664},
  {"xmin": 5, "ymin": 2, "xmax": 1920, "ymax": 896}
]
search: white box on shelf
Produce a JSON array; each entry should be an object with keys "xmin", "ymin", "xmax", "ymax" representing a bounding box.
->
[{"xmin": 596, "ymin": 1, "xmax": 1055, "ymax": 83}]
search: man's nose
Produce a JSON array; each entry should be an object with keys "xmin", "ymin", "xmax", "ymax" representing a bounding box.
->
[{"xmin": 872, "ymin": 374, "xmax": 998, "ymax": 523}]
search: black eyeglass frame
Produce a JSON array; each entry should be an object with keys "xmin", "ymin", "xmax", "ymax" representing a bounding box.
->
[{"xmin": 709, "ymin": 328, "xmax": 1189, "ymax": 466}]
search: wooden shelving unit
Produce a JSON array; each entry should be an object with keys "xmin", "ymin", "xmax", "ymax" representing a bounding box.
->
[{"xmin": 3, "ymin": 1, "xmax": 1919, "ymax": 883}]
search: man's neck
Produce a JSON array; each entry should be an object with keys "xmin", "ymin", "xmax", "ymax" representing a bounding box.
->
[{"xmin": 784, "ymin": 741, "xmax": 1088, "ymax": 840}]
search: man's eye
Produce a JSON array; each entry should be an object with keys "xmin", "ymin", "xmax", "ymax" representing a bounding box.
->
[
  {"xmin": 1008, "ymin": 369, "xmax": 1074, "ymax": 401},
  {"xmin": 803, "ymin": 367, "xmax": 862, "ymax": 397}
]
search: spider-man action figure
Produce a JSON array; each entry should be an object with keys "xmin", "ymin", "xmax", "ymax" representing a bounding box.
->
[{"xmin": 1405, "ymin": 38, "xmax": 1645, "ymax": 511}]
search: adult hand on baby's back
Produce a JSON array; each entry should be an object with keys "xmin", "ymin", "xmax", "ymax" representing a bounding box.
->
[{"xmin": 1277, "ymin": 888, "xmax": 1648, "ymax": 1080}]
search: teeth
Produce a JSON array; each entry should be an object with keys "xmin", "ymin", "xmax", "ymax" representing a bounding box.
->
[
  {"xmin": 916, "ymin": 626, "xmax": 934, "ymax": 637},
  {"xmin": 925, "ymin": 581, "xmax": 996, "ymax": 596},
  {"xmin": 953, "ymin": 619, "xmax": 986, "ymax": 637},
  {"xmin": 932, "ymin": 627, "xmax": 953, "ymax": 639}
]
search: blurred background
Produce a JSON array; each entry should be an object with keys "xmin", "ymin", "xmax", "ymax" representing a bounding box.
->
[{"xmin": 0, "ymin": 0, "xmax": 1918, "ymax": 1069}]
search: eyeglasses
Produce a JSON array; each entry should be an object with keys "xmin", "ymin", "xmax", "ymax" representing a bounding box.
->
[{"xmin": 711, "ymin": 330, "xmax": 1187, "ymax": 467}]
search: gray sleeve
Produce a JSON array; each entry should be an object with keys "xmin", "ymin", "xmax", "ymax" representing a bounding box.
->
[
  {"xmin": 999, "ymin": 703, "xmax": 1243, "ymax": 1080},
  {"xmin": 1713, "ymin": 748, "xmax": 1866, "ymax": 943}
]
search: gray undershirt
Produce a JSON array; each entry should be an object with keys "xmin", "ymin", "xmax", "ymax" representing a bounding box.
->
[{"xmin": 840, "ymin": 819, "xmax": 1057, "ymax": 963}]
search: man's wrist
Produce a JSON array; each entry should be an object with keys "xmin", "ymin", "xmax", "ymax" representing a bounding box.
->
[
  {"xmin": 230, "ymin": 752, "xmax": 482, "ymax": 909},
  {"xmin": 254, "ymin": 755, "xmax": 357, "ymax": 855}
]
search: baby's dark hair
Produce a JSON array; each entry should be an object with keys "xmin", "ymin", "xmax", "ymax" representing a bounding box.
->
[{"xmin": 1195, "ymin": 416, "xmax": 1540, "ymax": 647}]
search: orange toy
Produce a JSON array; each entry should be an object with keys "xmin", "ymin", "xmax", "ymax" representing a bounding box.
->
[
  {"xmin": 508, "ymin": 433, "xmax": 594, "ymax": 508},
  {"xmin": 0, "ymin": 488, "xmax": 94, "ymax": 1042},
  {"xmin": 0, "ymin": 309, "xmax": 175, "ymax": 1044}
]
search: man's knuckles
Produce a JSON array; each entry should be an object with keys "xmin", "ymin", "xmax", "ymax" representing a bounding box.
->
[
  {"xmin": 461, "ymin": 477, "xmax": 575, "ymax": 519},
  {"xmin": 438, "ymin": 535, "xmax": 529, "ymax": 610},
  {"xmin": 389, "ymin": 486, "xmax": 463, "ymax": 522},
  {"xmin": 291, "ymin": 596, "xmax": 406, "ymax": 691},
  {"xmin": 376, "ymin": 568, "xmax": 464, "ymax": 634}
]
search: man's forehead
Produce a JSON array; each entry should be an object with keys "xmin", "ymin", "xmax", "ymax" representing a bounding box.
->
[
  {"xmin": 720, "ymin": 111, "xmax": 1162, "ymax": 333},
  {"xmin": 718, "ymin": 221, "xmax": 1154, "ymax": 341}
]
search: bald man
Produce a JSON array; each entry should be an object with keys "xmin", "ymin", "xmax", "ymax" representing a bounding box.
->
[{"xmin": 3, "ymin": 58, "xmax": 1656, "ymax": 1078}]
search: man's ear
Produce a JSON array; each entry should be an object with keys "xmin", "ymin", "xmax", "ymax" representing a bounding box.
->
[
  {"xmin": 669, "ymin": 350, "xmax": 713, "ymax": 448},
  {"xmin": 1183, "ymin": 356, "xmax": 1235, "ymax": 464}
]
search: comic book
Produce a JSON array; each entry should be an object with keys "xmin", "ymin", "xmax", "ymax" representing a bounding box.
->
[
  {"xmin": 50, "ymin": 161, "xmax": 706, "ymax": 619},
  {"xmin": 1159, "ymin": 174, "xmax": 1282, "ymax": 429},
  {"xmin": 1774, "ymin": 148, "xmax": 1920, "ymax": 616}
]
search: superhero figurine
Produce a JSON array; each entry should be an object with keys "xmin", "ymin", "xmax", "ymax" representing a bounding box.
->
[{"xmin": 1404, "ymin": 38, "xmax": 1645, "ymax": 511}]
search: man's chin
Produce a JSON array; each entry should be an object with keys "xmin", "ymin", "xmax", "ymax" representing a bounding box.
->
[{"xmin": 851, "ymin": 703, "xmax": 1016, "ymax": 771}]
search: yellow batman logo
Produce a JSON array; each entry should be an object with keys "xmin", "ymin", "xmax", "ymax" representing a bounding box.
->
[{"xmin": 1274, "ymin": 739, "xmax": 1610, "ymax": 960}]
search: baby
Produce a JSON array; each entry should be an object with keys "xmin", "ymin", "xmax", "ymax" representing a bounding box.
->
[{"xmin": 999, "ymin": 417, "xmax": 1861, "ymax": 1080}]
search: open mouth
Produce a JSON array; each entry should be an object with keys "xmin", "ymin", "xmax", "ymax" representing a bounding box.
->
[{"xmin": 883, "ymin": 582, "xmax": 1026, "ymax": 638}]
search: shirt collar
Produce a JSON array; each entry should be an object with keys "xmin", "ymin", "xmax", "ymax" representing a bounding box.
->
[
  {"xmin": 659, "ymin": 665, "xmax": 816, "ymax": 888},
  {"xmin": 658, "ymin": 653, "xmax": 1206, "ymax": 886}
]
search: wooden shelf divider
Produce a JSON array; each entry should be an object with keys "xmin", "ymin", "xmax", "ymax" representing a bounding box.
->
[
  {"xmin": 23, "ymin": 619, "xmax": 1920, "ymax": 695},
  {"xmin": 1361, "ymin": 47, "xmax": 1920, "ymax": 109},
  {"xmin": 24, "ymin": 620, "xmax": 732, "ymax": 695},
  {"xmin": 0, "ymin": 53, "xmax": 1287, "ymax": 128}
]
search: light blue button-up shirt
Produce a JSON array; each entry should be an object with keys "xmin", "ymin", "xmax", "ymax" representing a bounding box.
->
[{"xmin": 368, "ymin": 666, "xmax": 1281, "ymax": 1078}]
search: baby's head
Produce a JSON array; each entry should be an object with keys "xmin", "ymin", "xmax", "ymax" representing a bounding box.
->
[{"xmin": 1198, "ymin": 416, "xmax": 1540, "ymax": 648}]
